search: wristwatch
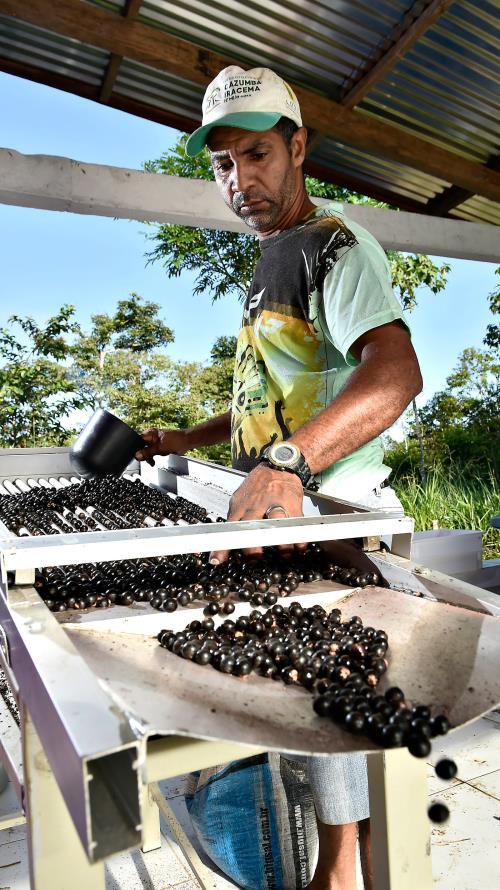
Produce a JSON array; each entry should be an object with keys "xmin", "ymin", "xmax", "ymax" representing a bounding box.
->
[{"xmin": 260, "ymin": 441, "xmax": 316, "ymax": 489}]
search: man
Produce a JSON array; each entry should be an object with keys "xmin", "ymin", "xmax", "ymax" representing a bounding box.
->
[{"xmin": 136, "ymin": 66, "xmax": 422, "ymax": 889}]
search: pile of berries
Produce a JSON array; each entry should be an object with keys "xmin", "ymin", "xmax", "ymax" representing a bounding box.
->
[
  {"xmin": 158, "ymin": 600, "xmax": 456, "ymax": 823},
  {"xmin": 28, "ymin": 543, "xmax": 381, "ymax": 614},
  {"xmin": 0, "ymin": 476, "xmax": 211, "ymax": 537}
]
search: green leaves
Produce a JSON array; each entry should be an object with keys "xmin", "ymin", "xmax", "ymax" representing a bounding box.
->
[
  {"xmin": 484, "ymin": 266, "xmax": 499, "ymax": 350},
  {"xmin": 8, "ymin": 304, "xmax": 80, "ymax": 359},
  {"xmin": 386, "ymin": 253, "xmax": 450, "ymax": 312},
  {"xmin": 146, "ymin": 224, "xmax": 258, "ymax": 303},
  {"xmin": 0, "ymin": 306, "xmax": 83, "ymax": 447},
  {"xmin": 144, "ymin": 135, "xmax": 214, "ymax": 182},
  {"xmin": 0, "ymin": 295, "xmax": 178, "ymax": 448},
  {"xmin": 210, "ymin": 335, "xmax": 237, "ymax": 362}
]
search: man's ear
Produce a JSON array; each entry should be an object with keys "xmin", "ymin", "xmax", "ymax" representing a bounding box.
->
[{"xmin": 291, "ymin": 127, "xmax": 308, "ymax": 169}]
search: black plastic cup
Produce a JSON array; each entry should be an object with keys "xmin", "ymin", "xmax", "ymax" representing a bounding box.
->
[{"xmin": 70, "ymin": 409, "xmax": 147, "ymax": 477}]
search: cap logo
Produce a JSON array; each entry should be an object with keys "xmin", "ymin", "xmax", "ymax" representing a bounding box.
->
[{"xmin": 205, "ymin": 86, "xmax": 222, "ymax": 111}]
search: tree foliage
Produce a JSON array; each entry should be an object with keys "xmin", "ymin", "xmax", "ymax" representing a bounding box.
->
[
  {"xmin": 0, "ymin": 292, "xmax": 235, "ymax": 455},
  {"xmin": 72, "ymin": 293, "xmax": 174, "ymax": 409},
  {"xmin": 386, "ymin": 344, "xmax": 499, "ymax": 479},
  {"xmin": 387, "ymin": 252, "xmax": 450, "ymax": 312},
  {"xmin": 484, "ymin": 266, "xmax": 499, "ymax": 350},
  {"xmin": 0, "ymin": 306, "xmax": 85, "ymax": 447}
]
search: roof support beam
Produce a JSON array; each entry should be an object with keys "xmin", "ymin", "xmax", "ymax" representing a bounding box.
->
[
  {"xmin": 0, "ymin": 148, "xmax": 498, "ymax": 262},
  {"xmin": 303, "ymin": 159, "xmax": 426, "ymax": 214},
  {"xmin": 1, "ymin": 0, "xmax": 499, "ymax": 204},
  {"xmin": 425, "ymin": 152, "xmax": 500, "ymax": 216},
  {"xmin": 341, "ymin": 0, "xmax": 455, "ymax": 108},
  {"xmin": 98, "ymin": 0, "xmax": 142, "ymax": 103},
  {"xmin": 0, "ymin": 53, "xmax": 428, "ymax": 212}
]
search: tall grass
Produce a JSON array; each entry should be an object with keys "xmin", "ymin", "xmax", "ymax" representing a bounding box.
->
[{"xmin": 393, "ymin": 466, "xmax": 500, "ymax": 560}]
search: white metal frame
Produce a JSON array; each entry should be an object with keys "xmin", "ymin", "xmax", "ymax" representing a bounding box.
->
[{"xmin": 0, "ymin": 148, "xmax": 499, "ymax": 261}]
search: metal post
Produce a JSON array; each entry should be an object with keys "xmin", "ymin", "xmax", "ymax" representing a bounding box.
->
[
  {"xmin": 151, "ymin": 783, "xmax": 219, "ymax": 890},
  {"xmin": 22, "ymin": 708, "xmax": 105, "ymax": 890},
  {"xmin": 140, "ymin": 783, "xmax": 162, "ymax": 854},
  {"xmin": 367, "ymin": 748, "xmax": 432, "ymax": 890}
]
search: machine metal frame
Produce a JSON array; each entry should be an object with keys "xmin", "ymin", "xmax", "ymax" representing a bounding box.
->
[{"xmin": 0, "ymin": 448, "xmax": 497, "ymax": 890}]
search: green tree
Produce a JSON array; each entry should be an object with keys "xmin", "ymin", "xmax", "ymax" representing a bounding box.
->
[
  {"xmin": 484, "ymin": 266, "xmax": 499, "ymax": 350},
  {"xmin": 387, "ymin": 252, "xmax": 450, "ymax": 482},
  {"xmin": 73, "ymin": 293, "xmax": 174, "ymax": 409},
  {"xmin": 387, "ymin": 344, "xmax": 499, "ymax": 478},
  {"xmin": 101, "ymin": 352, "xmax": 204, "ymax": 433},
  {"xmin": 210, "ymin": 335, "xmax": 238, "ymax": 362},
  {"xmin": 0, "ymin": 306, "xmax": 84, "ymax": 447}
]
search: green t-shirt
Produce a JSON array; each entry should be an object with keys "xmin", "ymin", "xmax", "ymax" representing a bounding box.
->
[{"xmin": 231, "ymin": 201, "xmax": 408, "ymax": 499}]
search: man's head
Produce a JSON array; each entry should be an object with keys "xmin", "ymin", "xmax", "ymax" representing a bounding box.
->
[{"xmin": 186, "ymin": 67, "xmax": 309, "ymax": 234}]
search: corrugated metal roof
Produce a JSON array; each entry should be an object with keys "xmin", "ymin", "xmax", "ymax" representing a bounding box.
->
[
  {"xmin": 0, "ymin": 14, "xmax": 109, "ymax": 85},
  {"xmin": 0, "ymin": 0, "xmax": 498, "ymax": 223},
  {"xmin": 309, "ymin": 136, "xmax": 451, "ymax": 204},
  {"xmin": 451, "ymin": 194, "xmax": 500, "ymax": 226},
  {"xmin": 358, "ymin": 0, "xmax": 500, "ymax": 163},
  {"xmin": 140, "ymin": 0, "xmax": 393, "ymax": 93},
  {"xmin": 114, "ymin": 57, "xmax": 204, "ymax": 119}
]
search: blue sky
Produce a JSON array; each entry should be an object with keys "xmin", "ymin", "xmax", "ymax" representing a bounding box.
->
[{"xmin": 0, "ymin": 72, "xmax": 497, "ymax": 417}]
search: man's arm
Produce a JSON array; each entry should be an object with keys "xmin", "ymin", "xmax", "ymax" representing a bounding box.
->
[
  {"xmin": 289, "ymin": 321, "xmax": 422, "ymax": 472},
  {"xmin": 135, "ymin": 411, "xmax": 231, "ymax": 463},
  {"xmin": 209, "ymin": 322, "xmax": 421, "ymax": 563}
]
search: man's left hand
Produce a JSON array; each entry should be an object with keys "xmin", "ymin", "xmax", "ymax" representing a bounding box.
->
[{"xmin": 209, "ymin": 463, "xmax": 306, "ymax": 564}]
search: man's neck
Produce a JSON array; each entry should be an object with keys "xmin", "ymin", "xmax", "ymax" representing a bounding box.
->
[{"xmin": 258, "ymin": 190, "xmax": 317, "ymax": 241}]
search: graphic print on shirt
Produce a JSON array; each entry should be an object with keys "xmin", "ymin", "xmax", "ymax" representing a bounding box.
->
[{"xmin": 231, "ymin": 212, "xmax": 358, "ymax": 473}]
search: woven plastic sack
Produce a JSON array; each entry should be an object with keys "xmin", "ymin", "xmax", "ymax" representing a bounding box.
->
[{"xmin": 185, "ymin": 753, "xmax": 318, "ymax": 890}]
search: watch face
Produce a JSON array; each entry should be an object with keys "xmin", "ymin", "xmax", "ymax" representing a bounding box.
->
[{"xmin": 271, "ymin": 443, "xmax": 299, "ymax": 467}]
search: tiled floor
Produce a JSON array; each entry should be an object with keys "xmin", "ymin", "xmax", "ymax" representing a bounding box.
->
[{"xmin": 1, "ymin": 716, "xmax": 498, "ymax": 889}]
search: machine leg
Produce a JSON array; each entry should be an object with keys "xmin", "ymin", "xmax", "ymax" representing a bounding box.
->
[
  {"xmin": 141, "ymin": 783, "xmax": 162, "ymax": 853},
  {"xmin": 367, "ymin": 748, "xmax": 432, "ymax": 890},
  {"xmin": 151, "ymin": 783, "xmax": 219, "ymax": 889},
  {"xmin": 22, "ymin": 708, "xmax": 105, "ymax": 890}
]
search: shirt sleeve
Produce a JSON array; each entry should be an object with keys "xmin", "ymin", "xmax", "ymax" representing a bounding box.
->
[{"xmin": 320, "ymin": 238, "xmax": 409, "ymax": 365}]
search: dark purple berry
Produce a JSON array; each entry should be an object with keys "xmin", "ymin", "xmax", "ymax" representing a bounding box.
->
[
  {"xmin": 428, "ymin": 802, "xmax": 449, "ymax": 824},
  {"xmin": 435, "ymin": 759, "xmax": 457, "ymax": 781}
]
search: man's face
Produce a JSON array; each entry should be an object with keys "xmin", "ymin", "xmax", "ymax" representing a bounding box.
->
[{"xmin": 208, "ymin": 127, "xmax": 303, "ymax": 233}]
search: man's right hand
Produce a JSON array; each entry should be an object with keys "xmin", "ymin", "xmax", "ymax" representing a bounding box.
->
[{"xmin": 135, "ymin": 428, "xmax": 189, "ymax": 465}]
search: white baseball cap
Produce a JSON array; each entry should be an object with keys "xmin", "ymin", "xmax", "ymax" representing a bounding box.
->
[{"xmin": 185, "ymin": 66, "xmax": 303, "ymax": 157}]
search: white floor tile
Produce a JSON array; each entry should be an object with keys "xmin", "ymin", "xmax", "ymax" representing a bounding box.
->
[
  {"xmin": 1, "ymin": 748, "xmax": 498, "ymax": 890},
  {"xmin": 106, "ymin": 835, "xmax": 194, "ymax": 890},
  {"xmin": 429, "ymin": 717, "xmax": 500, "ymax": 782},
  {"xmin": 431, "ymin": 782, "xmax": 500, "ymax": 890},
  {"xmin": 467, "ymin": 768, "xmax": 500, "ymax": 802},
  {"xmin": 170, "ymin": 883, "xmax": 206, "ymax": 890},
  {"xmin": 0, "ymin": 781, "xmax": 24, "ymax": 831},
  {"xmin": 0, "ymin": 833, "xmax": 29, "ymax": 888}
]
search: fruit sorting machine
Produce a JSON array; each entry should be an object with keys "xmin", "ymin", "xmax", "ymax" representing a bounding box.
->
[{"xmin": 0, "ymin": 446, "xmax": 499, "ymax": 890}]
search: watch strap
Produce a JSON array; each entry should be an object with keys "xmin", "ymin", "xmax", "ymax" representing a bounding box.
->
[{"xmin": 261, "ymin": 445, "xmax": 317, "ymax": 489}]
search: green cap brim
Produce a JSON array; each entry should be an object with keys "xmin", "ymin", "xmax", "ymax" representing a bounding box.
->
[{"xmin": 185, "ymin": 111, "xmax": 282, "ymax": 156}]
